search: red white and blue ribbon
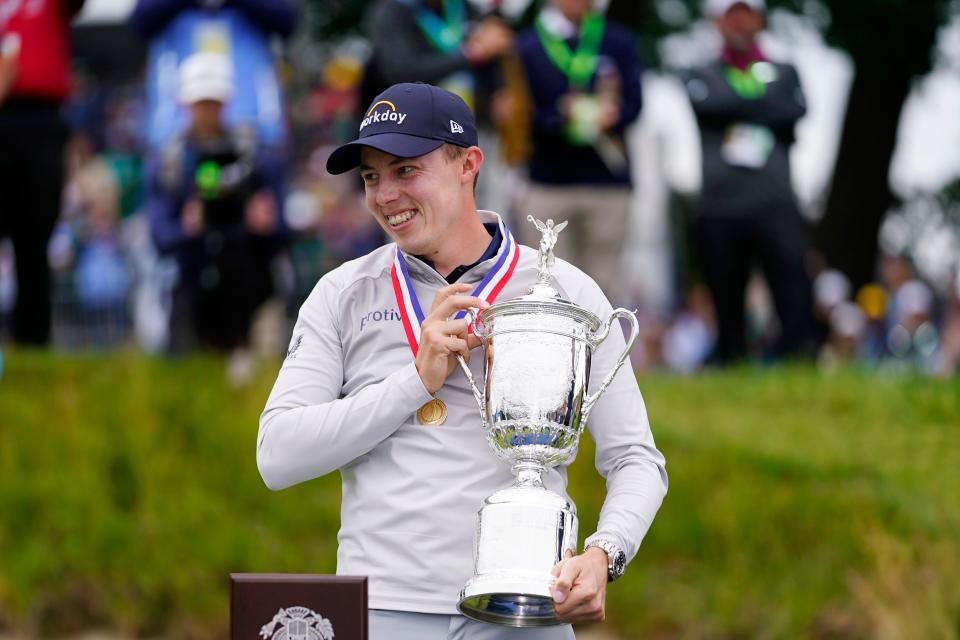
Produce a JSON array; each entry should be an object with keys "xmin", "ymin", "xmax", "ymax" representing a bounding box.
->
[{"xmin": 390, "ymin": 218, "xmax": 520, "ymax": 356}]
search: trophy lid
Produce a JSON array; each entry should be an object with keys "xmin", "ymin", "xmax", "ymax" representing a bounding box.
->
[
  {"xmin": 520, "ymin": 215, "xmax": 568, "ymax": 303},
  {"xmin": 474, "ymin": 216, "xmax": 601, "ymax": 335}
]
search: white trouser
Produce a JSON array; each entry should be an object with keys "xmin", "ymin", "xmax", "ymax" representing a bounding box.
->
[{"xmin": 370, "ymin": 610, "xmax": 576, "ymax": 640}]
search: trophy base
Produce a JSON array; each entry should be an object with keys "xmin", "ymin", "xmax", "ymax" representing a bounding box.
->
[
  {"xmin": 459, "ymin": 583, "xmax": 560, "ymax": 627},
  {"xmin": 458, "ymin": 483, "xmax": 577, "ymax": 627}
]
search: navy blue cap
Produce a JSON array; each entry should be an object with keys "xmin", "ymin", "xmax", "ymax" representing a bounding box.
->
[{"xmin": 326, "ymin": 82, "xmax": 479, "ymax": 175}]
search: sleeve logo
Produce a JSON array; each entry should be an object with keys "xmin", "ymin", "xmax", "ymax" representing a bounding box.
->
[{"xmin": 285, "ymin": 334, "xmax": 303, "ymax": 360}]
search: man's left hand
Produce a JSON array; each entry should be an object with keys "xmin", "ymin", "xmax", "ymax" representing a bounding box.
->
[{"xmin": 551, "ymin": 546, "xmax": 609, "ymax": 623}]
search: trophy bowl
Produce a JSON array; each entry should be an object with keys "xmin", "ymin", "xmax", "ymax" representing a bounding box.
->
[
  {"xmin": 475, "ymin": 298, "xmax": 601, "ymax": 468},
  {"xmin": 456, "ymin": 218, "xmax": 639, "ymax": 627}
]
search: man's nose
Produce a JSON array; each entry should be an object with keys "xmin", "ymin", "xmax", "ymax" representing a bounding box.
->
[{"xmin": 375, "ymin": 178, "xmax": 399, "ymax": 206}]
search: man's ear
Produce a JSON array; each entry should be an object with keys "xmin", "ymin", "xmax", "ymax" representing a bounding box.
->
[{"xmin": 461, "ymin": 146, "xmax": 484, "ymax": 186}]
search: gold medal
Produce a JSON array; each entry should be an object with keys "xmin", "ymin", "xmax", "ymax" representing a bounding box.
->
[{"xmin": 417, "ymin": 398, "xmax": 448, "ymax": 426}]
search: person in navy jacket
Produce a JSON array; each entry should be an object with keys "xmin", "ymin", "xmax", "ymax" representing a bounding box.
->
[{"xmin": 514, "ymin": 0, "xmax": 643, "ymax": 303}]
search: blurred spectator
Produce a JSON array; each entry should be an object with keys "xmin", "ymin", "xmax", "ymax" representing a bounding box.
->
[
  {"xmin": 362, "ymin": 0, "xmax": 511, "ymax": 118},
  {"xmin": 130, "ymin": 0, "xmax": 296, "ymax": 152},
  {"xmin": 64, "ymin": 157, "xmax": 132, "ymax": 347},
  {"xmin": 361, "ymin": 0, "xmax": 514, "ymax": 213},
  {"xmin": 514, "ymin": 0, "xmax": 643, "ymax": 302},
  {"xmin": 812, "ymin": 268, "xmax": 850, "ymax": 346},
  {"xmin": 854, "ymin": 282, "xmax": 888, "ymax": 362},
  {"xmin": 131, "ymin": 0, "xmax": 295, "ymax": 367},
  {"xmin": 886, "ymin": 277, "xmax": 938, "ymax": 372},
  {"xmin": 0, "ymin": 0, "xmax": 87, "ymax": 345},
  {"xmin": 662, "ymin": 284, "xmax": 716, "ymax": 373},
  {"xmin": 683, "ymin": 0, "xmax": 813, "ymax": 364},
  {"xmin": 938, "ymin": 273, "xmax": 960, "ymax": 376},
  {"xmin": 817, "ymin": 301, "xmax": 866, "ymax": 370},
  {"xmin": 146, "ymin": 52, "xmax": 284, "ymax": 375}
]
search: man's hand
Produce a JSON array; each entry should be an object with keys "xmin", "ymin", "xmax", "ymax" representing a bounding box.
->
[
  {"xmin": 463, "ymin": 18, "xmax": 514, "ymax": 65},
  {"xmin": 551, "ymin": 547, "xmax": 609, "ymax": 623},
  {"xmin": 415, "ymin": 283, "xmax": 488, "ymax": 394},
  {"xmin": 245, "ymin": 189, "xmax": 278, "ymax": 236},
  {"xmin": 597, "ymin": 97, "xmax": 620, "ymax": 132},
  {"xmin": 181, "ymin": 198, "xmax": 205, "ymax": 237}
]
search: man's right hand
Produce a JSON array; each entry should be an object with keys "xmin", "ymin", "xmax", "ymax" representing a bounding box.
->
[{"xmin": 415, "ymin": 283, "xmax": 489, "ymax": 394}]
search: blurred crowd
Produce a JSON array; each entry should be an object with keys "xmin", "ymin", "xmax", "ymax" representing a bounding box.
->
[{"xmin": 0, "ymin": 0, "xmax": 958, "ymax": 382}]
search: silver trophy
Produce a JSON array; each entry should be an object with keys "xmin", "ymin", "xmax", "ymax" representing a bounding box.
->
[{"xmin": 456, "ymin": 216, "xmax": 640, "ymax": 627}]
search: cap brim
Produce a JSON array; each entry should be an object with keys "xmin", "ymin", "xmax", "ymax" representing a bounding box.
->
[{"xmin": 326, "ymin": 133, "xmax": 446, "ymax": 175}]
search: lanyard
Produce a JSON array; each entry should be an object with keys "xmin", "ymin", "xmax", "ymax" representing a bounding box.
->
[
  {"xmin": 724, "ymin": 63, "xmax": 767, "ymax": 99},
  {"xmin": 535, "ymin": 11, "xmax": 606, "ymax": 90},
  {"xmin": 412, "ymin": 0, "xmax": 466, "ymax": 54},
  {"xmin": 390, "ymin": 219, "xmax": 519, "ymax": 357}
]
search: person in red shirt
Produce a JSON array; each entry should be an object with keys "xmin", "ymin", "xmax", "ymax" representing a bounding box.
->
[{"xmin": 0, "ymin": 0, "xmax": 86, "ymax": 345}]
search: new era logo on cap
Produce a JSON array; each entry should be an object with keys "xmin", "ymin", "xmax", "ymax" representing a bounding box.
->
[{"xmin": 326, "ymin": 83, "xmax": 479, "ymax": 175}]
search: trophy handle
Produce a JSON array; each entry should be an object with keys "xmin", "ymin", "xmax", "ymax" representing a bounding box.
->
[
  {"xmin": 456, "ymin": 354, "xmax": 486, "ymax": 428},
  {"xmin": 581, "ymin": 308, "xmax": 640, "ymax": 424},
  {"xmin": 457, "ymin": 308, "xmax": 487, "ymax": 427}
]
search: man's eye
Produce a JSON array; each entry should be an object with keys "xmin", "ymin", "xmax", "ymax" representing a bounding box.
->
[
  {"xmin": 398, "ymin": 166, "xmax": 415, "ymax": 176},
  {"xmin": 361, "ymin": 173, "xmax": 377, "ymax": 183}
]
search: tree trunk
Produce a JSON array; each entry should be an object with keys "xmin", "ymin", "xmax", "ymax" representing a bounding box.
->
[
  {"xmin": 815, "ymin": 0, "xmax": 944, "ymax": 291},
  {"xmin": 814, "ymin": 68, "xmax": 913, "ymax": 291}
]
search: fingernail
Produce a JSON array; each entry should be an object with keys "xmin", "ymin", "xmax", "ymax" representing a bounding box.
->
[{"xmin": 553, "ymin": 589, "xmax": 566, "ymax": 603}]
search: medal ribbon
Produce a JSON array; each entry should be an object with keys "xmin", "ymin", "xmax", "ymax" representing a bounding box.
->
[
  {"xmin": 535, "ymin": 11, "xmax": 606, "ymax": 90},
  {"xmin": 391, "ymin": 218, "xmax": 520, "ymax": 356}
]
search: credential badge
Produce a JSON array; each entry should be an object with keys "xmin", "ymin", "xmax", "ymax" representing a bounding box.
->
[{"xmin": 259, "ymin": 606, "xmax": 334, "ymax": 640}]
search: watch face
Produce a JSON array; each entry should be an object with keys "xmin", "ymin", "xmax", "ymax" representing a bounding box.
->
[{"xmin": 612, "ymin": 550, "xmax": 626, "ymax": 577}]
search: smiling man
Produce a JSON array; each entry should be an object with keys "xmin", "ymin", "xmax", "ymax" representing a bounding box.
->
[{"xmin": 257, "ymin": 82, "xmax": 666, "ymax": 640}]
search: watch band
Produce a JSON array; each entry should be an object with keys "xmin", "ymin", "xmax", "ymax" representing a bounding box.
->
[{"xmin": 584, "ymin": 538, "xmax": 626, "ymax": 582}]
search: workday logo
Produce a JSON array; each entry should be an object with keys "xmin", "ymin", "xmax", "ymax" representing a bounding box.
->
[{"xmin": 359, "ymin": 99, "xmax": 408, "ymax": 131}]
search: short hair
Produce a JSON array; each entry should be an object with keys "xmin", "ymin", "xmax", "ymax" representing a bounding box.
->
[{"xmin": 443, "ymin": 144, "xmax": 479, "ymax": 193}]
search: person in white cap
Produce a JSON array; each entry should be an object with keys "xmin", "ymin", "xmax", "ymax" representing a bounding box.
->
[
  {"xmin": 177, "ymin": 51, "xmax": 237, "ymax": 141},
  {"xmin": 684, "ymin": 0, "xmax": 814, "ymax": 363},
  {"xmin": 147, "ymin": 52, "xmax": 284, "ymax": 375}
]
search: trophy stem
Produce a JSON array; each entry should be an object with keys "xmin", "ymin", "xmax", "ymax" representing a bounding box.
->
[{"xmin": 512, "ymin": 461, "xmax": 545, "ymax": 488}]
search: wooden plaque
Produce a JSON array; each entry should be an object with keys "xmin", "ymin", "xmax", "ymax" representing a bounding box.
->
[{"xmin": 230, "ymin": 574, "xmax": 367, "ymax": 640}]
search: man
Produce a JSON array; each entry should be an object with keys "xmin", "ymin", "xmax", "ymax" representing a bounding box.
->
[
  {"xmin": 0, "ymin": 0, "xmax": 86, "ymax": 344},
  {"xmin": 147, "ymin": 52, "xmax": 283, "ymax": 367},
  {"xmin": 258, "ymin": 82, "xmax": 666, "ymax": 639},
  {"xmin": 515, "ymin": 0, "xmax": 644, "ymax": 302},
  {"xmin": 685, "ymin": 0, "xmax": 813, "ymax": 363}
]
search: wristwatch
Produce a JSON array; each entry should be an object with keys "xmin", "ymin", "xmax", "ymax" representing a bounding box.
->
[{"xmin": 584, "ymin": 538, "xmax": 626, "ymax": 583}]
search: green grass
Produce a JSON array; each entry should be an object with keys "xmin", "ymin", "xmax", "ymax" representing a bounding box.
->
[{"xmin": 0, "ymin": 351, "xmax": 958, "ymax": 638}]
